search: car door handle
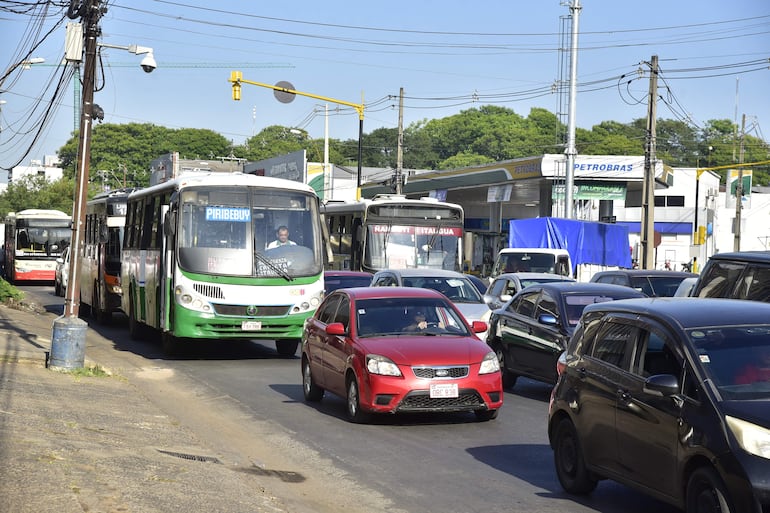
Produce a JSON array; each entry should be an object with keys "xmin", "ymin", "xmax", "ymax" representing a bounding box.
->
[
  {"xmin": 578, "ymin": 367, "xmax": 587, "ymax": 380},
  {"xmin": 617, "ymin": 389, "xmax": 631, "ymax": 402}
]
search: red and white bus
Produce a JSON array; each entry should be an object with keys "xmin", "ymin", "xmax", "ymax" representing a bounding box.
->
[{"xmin": 4, "ymin": 209, "xmax": 72, "ymax": 283}]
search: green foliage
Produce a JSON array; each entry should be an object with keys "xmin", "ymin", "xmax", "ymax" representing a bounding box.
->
[
  {"xmin": 0, "ymin": 278, "xmax": 24, "ymax": 303},
  {"xmin": 58, "ymin": 123, "xmax": 234, "ymax": 188},
  {"xmin": 0, "ymin": 175, "xmax": 75, "ymax": 216}
]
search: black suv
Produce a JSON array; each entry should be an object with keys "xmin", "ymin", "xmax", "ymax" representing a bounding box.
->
[
  {"xmin": 691, "ymin": 251, "xmax": 770, "ymax": 302},
  {"xmin": 589, "ymin": 269, "xmax": 697, "ymax": 297},
  {"xmin": 548, "ymin": 297, "xmax": 770, "ymax": 513}
]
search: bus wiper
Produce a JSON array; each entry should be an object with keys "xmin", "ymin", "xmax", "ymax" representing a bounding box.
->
[
  {"xmin": 422, "ymin": 223, "xmax": 442, "ymax": 261},
  {"xmin": 255, "ymin": 251, "xmax": 293, "ymax": 281}
]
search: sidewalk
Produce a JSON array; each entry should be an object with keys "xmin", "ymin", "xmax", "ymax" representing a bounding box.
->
[{"xmin": 0, "ymin": 302, "xmax": 290, "ymax": 513}]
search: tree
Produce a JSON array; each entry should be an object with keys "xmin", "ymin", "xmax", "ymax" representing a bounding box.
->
[
  {"xmin": 57, "ymin": 123, "xmax": 234, "ymax": 187},
  {"xmin": 0, "ymin": 176, "xmax": 76, "ymax": 216}
]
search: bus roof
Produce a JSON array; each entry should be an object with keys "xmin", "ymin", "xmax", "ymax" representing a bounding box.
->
[
  {"xmin": 6, "ymin": 209, "xmax": 71, "ymax": 220},
  {"xmin": 127, "ymin": 172, "xmax": 317, "ymax": 200}
]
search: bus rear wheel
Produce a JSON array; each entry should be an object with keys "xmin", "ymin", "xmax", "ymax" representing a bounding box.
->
[
  {"xmin": 275, "ymin": 339, "xmax": 299, "ymax": 358},
  {"xmin": 128, "ymin": 292, "xmax": 142, "ymax": 340}
]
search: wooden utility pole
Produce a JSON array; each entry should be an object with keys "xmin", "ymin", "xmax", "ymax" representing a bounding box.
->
[
  {"xmin": 395, "ymin": 87, "xmax": 404, "ymax": 195},
  {"xmin": 641, "ymin": 55, "xmax": 658, "ymax": 270}
]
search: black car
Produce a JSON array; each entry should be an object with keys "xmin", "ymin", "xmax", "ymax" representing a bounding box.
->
[
  {"xmin": 323, "ymin": 270, "xmax": 373, "ymax": 294},
  {"xmin": 691, "ymin": 251, "xmax": 770, "ymax": 302},
  {"xmin": 486, "ymin": 282, "xmax": 645, "ymax": 389},
  {"xmin": 590, "ymin": 269, "xmax": 697, "ymax": 297},
  {"xmin": 549, "ymin": 297, "xmax": 770, "ymax": 513}
]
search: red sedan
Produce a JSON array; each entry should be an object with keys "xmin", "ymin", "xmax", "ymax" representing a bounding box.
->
[{"xmin": 301, "ymin": 286, "xmax": 503, "ymax": 423}]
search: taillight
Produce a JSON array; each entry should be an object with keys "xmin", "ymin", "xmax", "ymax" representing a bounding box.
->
[{"xmin": 556, "ymin": 351, "xmax": 568, "ymax": 375}]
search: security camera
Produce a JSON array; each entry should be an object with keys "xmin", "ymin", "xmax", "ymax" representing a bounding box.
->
[{"xmin": 140, "ymin": 52, "xmax": 156, "ymax": 73}]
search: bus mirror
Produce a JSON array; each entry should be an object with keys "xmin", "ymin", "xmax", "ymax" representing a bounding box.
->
[
  {"xmin": 99, "ymin": 225, "xmax": 109, "ymax": 244},
  {"xmin": 164, "ymin": 212, "xmax": 176, "ymax": 236}
]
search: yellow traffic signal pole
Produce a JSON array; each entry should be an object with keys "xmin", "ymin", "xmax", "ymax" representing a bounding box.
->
[
  {"xmin": 229, "ymin": 71, "xmax": 365, "ymax": 198},
  {"xmin": 693, "ymin": 159, "xmax": 770, "ymax": 246}
]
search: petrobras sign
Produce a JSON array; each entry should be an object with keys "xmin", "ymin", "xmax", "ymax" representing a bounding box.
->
[{"xmin": 541, "ymin": 154, "xmax": 647, "ymax": 180}]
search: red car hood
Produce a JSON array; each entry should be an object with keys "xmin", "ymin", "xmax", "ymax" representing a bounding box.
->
[{"xmin": 359, "ymin": 336, "xmax": 490, "ymax": 366}]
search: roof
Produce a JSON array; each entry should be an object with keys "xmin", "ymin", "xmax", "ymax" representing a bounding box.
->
[
  {"xmin": 324, "ymin": 270, "xmax": 373, "ymax": 277},
  {"xmin": 591, "ymin": 269, "xmax": 697, "ymax": 279},
  {"xmin": 331, "ymin": 286, "xmax": 447, "ymax": 301},
  {"xmin": 372, "ymin": 269, "xmax": 466, "ymax": 278},
  {"xmin": 526, "ymin": 281, "xmax": 647, "ymax": 296},
  {"xmin": 707, "ymin": 251, "xmax": 770, "ymax": 263},
  {"xmin": 493, "ymin": 272, "xmax": 575, "ymax": 281},
  {"xmin": 583, "ymin": 297, "xmax": 770, "ymax": 330}
]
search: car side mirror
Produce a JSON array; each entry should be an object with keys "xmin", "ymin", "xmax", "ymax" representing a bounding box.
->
[
  {"xmin": 643, "ymin": 374, "xmax": 679, "ymax": 397},
  {"xmin": 326, "ymin": 322, "xmax": 346, "ymax": 336},
  {"xmin": 471, "ymin": 321, "xmax": 487, "ymax": 333},
  {"xmin": 538, "ymin": 313, "xmax": 558, "ymax": 326}
]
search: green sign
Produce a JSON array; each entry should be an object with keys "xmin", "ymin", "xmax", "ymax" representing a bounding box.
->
[{"xmin": 552, "ymin": 182, "xmax": 626, "ymax": 200}]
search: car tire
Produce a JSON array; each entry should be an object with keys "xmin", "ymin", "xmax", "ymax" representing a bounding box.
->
[
  {"xmin": 686, "ymin": 467, "xmax": 734, "ymax": 513},
  {"xmin": 346, "ymin": 376, "xmax": 369, "ymax": 424},
  {"xmin": 302, "ymin": 358, "xmax": 324, "ymax": 402},
  {"xmin": 491, "ymin": 340, "xmax": 518, "ymax": 389},
  {"xmin": 553, "ymin": 418, "xmax": 598, "ymax": 494},
  {"xmin": 275, "ymin": 339, "xmax": 299, "ymax": 358},
  {"xmin": 475, "ymin": 409, "xmax": 498, "ymax": 422}
]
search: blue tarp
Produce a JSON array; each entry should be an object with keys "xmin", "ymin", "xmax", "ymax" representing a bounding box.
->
[{"xmin": 508, "ymin": 217, "xmax": 632, "ymax": 271}]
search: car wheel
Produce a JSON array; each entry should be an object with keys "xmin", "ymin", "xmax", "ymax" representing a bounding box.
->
[
  {"xmin": 302, "ymin": 359, "xmax": 324, "ymax": 402},
  {"xmin": 686, "ymin": 467, "xmax": 733, "ymax": 513},
  {"xmin": 475, "ymin": 409, "xmax": 498, "ymax": 422},
  {"xmin": 492, "ymin": 340, "xmax": 518, "ymax": 389},
  {"xmin": 275, "ymin": 339, "xmax": 299, "ymax": 358},
  {"xmin": 553, "ymin": 418, "xmax": 598, "ymax": 494},
  {"xmin": 346, "ymin": 376, "xmax": 369, "ymax": 424}
]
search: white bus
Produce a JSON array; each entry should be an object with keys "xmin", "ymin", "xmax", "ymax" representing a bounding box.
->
[
  {"xmin": 121, "ymin": 173, "xmax": 325, "ymax": 356},
  {"xmin": 3, "ymin": 209, "xmax": 72, "ymax": 283},
  {"xmin": 322, "ymin": 195, "xmax": 464, "ymax": 273},
  {"xmin": 79, "ymin": 189, "xmax": 133, "ymax": 323}
]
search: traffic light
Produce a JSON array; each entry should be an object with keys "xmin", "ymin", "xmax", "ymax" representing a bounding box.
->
[
  {"xmin": 230, "ymin": 71, "xmax": 242, "ymax": 101},
  {"xmin": 697, "ymin": 225, "xmax": 707, "ymax": 245}
]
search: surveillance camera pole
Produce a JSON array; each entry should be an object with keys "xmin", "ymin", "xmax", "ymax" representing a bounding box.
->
[{"xmin": 50, "ymin": 0, "xmax": 103, "ymax": 370}]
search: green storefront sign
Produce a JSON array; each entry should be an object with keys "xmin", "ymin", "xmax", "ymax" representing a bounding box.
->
[{"xmin": 552, "ymin": 182, "xmax": 626, "ymax": 200}]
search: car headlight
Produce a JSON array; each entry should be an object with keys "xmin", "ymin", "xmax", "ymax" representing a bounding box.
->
[
  {"xmin": 479, "ymin": 351, "xmax": 501, "ymax": 375},
  {"xmin": 726, "ymin": 415, "xmax": 770, "ymax": 459},
  {"xmin": 366, "ymin": 354, "xmax": 402, "ymax": 377}
]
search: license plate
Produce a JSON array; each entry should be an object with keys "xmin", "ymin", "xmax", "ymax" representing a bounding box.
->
[
  {"xmin": 241, "ymin": 321, "xmax": 262, "ymax": 331},
  {"xmin": 429, "ymin": 383, "xmax": 458, "ymax": 398}
]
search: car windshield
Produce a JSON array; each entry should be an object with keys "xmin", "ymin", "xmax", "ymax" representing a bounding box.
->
[
  {"xmin": 325, "ymin": 275, "xmax": 372, "ymax": 293},
  {"xmin": 688, "ymin": 325, "xmax": 770, "ymax": 400},
  {"xmin": 629, "ymin": 276, "xmax": 689, "ymax": 297},
  {"xmin": 401, "ymin": 276, "xmax": 484, "ymax": 303},
  {"xmin": 563, "ymin": 294, "xmax": 633, "ymax": 327},
  {"xmin": 355, "ymin": 298, "xmax": 471, "ymax": 337}
]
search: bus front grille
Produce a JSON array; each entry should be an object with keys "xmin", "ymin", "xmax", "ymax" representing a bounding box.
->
[{"xmin": 211, "ymin": 304, "xmax": 291, "ymax": 317}]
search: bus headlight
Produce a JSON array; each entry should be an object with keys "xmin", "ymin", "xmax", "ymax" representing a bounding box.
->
[{"xmin": 174, "ymin": 286, "xmax": 212, "ymax": 313}]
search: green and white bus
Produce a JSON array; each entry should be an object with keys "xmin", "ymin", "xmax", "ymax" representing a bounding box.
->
[{"xmin": 121, "ymin": 172, "xmax": 325, "ymax": 356}]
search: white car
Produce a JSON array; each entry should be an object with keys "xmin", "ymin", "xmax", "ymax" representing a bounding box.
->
[
  {"xmin": 370, "ymin": 268, "xmax": 490, "ymax": 338},
  {"xmin": 54, "ymin": 246, "xmax": 70, "ymax": 297}
]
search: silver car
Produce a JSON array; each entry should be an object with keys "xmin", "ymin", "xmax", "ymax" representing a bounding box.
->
[
  {"xmin": 483, "ymin": 272, "xmax": 575, "ymax": 310},
  {"xmin": 370, "ymin": 268, "xmax": 490, "ymax": 337}
]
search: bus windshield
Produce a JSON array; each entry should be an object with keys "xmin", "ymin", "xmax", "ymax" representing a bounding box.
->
[
  {"xmin": 365, "ymin": 224, "xmax": 462, "ymax": 270},
  {"xmin": 176, "ymin": 187, "xmax": 322, "ymax": 278},
  {"xmin": 16, "ymin": 227, "xmax": 71, "ymax": 256}
]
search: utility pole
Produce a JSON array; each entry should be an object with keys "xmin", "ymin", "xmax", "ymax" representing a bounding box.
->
[
  {"xmin": 50, "ymin": 0, "xmax": 102, "ymax": 370},
  {"xmin": 734, "ymin": 113, "xmax": 746, "ymax": 251},
  {"xmin": 641, "ymin": 55, "xmax": 658, "ymax": 270},
  {"xmin": 563, "ymin": 0, "xmax": 581, "ymax": 219},
  {"xmin": 395, "ymin": 87, "xmax": 404, "ymax": 195}
]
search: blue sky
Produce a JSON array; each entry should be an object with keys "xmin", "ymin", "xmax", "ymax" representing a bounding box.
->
[{"xmin": 1, "ymin": 0, "xmax": 768, "ymax": 172}]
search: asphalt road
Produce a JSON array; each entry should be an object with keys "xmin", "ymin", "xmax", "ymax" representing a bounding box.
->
[{"xmin": 24, "ymin": 284, "xmax": 680, "ymax": 513}]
